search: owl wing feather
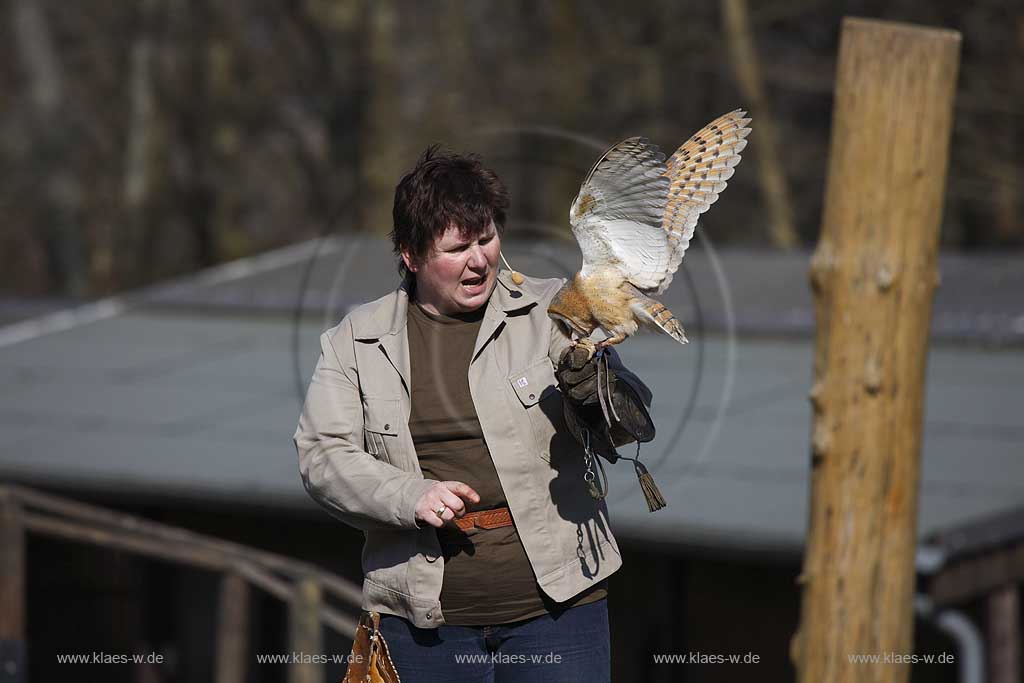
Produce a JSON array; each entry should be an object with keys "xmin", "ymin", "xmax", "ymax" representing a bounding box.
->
[
  {"xmin": 654, "ymin": 109, "xmax": 751, "ymax": 294},
  {"xmin": 569, "ymin": 137, "xmax": 672, "ymax": 290}
]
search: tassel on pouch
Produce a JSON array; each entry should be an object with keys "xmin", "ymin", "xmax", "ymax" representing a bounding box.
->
[{"xmin": 633, "ymin": 458, "xmax": 667, "ymax": 512}]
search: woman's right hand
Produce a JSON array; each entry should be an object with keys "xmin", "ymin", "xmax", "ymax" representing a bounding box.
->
[{"xmin": 414, "ymin": 481, "xmax": 481, "ymax": 528}]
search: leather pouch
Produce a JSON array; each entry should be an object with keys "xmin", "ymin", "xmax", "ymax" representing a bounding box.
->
[{"xmin": 342, "ymin": 611, "xmax": 400, "ymax": 683}]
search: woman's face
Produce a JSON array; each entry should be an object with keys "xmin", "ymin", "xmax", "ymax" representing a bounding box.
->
[{"xmin": 402, "ymin": 221, "xmax": 501, "ymax": 315}]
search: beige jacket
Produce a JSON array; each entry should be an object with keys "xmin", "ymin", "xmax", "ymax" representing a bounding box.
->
[{"xmin": 293, "ymin": 270, "xmax": 652, "ymax": 628}]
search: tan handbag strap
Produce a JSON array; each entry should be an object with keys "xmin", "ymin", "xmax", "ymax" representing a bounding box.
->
[
  {"xmin": 366, "ymin": 610, "xmax": 381, "ymax": 631},
  {"xmin": 371, "ymin": 623, "xmax": 400, "ymax": 682}
]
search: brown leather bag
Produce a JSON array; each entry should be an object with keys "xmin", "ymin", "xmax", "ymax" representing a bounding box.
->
[{"xmin": 343, "ymin": 611, "xmax": 400, "ymax": 683}]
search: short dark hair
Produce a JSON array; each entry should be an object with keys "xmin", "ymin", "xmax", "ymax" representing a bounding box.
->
[{"xmin": 390, "ymin": 145, "xmax": 509, "ymax": 279}]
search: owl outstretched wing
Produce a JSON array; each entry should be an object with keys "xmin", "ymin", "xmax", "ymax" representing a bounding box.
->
[
  {"xmin": 569, "ymin": 137, "xmax": 673, "ymax": 291},
  {"xmin": 656, "ymin": 109, "xmax": 751, "ymax": 294},
  {"xmin": 569, "ymin": 111, "xmax": 751, "ymax": 294}
]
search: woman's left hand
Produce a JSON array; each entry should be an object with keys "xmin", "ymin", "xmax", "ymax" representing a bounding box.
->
[{"xmin": 414, "ymin": 480, "xmax": 481, "ymax": 528}]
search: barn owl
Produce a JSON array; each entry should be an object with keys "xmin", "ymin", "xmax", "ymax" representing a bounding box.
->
[{"xmin": 548, "ymin": 110, "xmax": 751, "ymax": 357}]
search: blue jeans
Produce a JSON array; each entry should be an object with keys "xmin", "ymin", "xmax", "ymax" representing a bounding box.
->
[{"xmin": 377, "ymin": 598, "xmax": 610, "ymax": 683}]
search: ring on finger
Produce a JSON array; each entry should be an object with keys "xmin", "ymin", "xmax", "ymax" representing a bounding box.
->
[{"xmin": 434, "ymin": 505, "xmax": 448, "ymax": 518}]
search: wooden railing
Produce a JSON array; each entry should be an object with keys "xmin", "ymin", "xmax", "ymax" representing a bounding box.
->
[{"xmin": 0, "ymin": 484, "xmax": 363, "ymax": 683}]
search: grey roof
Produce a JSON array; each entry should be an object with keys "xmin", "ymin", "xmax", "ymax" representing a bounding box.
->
[
  {"xmin": 103, "ymin": 235, "xmax": 1024, "ymax": 346},
  {"xmin": 1, "ymin": 235, "xmax": 1022, "ymax": 560}
]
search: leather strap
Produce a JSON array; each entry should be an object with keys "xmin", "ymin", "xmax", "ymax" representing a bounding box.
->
[{"xmin": 452, "ymin": 506, "xmax": 513, "ymax": 531}]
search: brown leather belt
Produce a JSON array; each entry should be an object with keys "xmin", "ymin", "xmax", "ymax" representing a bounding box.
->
[{"xmin": 452, "ymin": 506, "xmax": 513, "ymax": 531}]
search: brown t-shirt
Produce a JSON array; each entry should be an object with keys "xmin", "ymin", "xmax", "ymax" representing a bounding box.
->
[{"xmin": 406, "ymin": 300, "xmax": 606, "ymax": 625}]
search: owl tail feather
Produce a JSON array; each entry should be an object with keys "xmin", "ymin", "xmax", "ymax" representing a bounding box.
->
[{"xmin": 630, "ymin": 295, "xmax": 689, "ymax": 345}]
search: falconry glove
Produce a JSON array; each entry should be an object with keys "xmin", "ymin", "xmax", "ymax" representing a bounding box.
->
[
  {"xmin": 556, "ymin": 345, "xmax": 655, "ymax": 456},
  {"xmin": 556, "ymin": 345, "xmax": 665, "ymax": 511}
]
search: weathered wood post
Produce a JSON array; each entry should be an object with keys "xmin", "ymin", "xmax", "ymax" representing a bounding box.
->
[
  {"xmin": 215, "ymin": 569, "xmax": 250, "ymax": 683},
  {"xmin": 988, "ymin": 584, "xmax": 1020, "ymax": 683},
  {"xmin": 793, "ymin": 18, "xmax": 961, "ymax": 683},
  {"xmin": 0, "ymin": 491, "xmax": 26, "ymax": 683},
  {"xmin": 288, "ymin": 578, "xmax": 323, "ymax": 683}
]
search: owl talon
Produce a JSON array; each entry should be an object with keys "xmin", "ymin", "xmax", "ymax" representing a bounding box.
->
[{"xmin": 573, "ymin": 338, "xmax": 598, "ymax": 365}]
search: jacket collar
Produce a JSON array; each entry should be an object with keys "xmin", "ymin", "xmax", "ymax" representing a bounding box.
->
[{"xmin": 356, "ymin": 269, "xmax": 543, "ymax": 340}]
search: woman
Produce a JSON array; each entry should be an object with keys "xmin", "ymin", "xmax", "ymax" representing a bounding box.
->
[{"xmin": 293, "ymin": 146, "xmax": 652, "ymax": 682}]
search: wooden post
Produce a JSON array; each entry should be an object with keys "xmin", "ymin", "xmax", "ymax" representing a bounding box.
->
[
  {"xmin": 987, "ymin": 584, "xmax": 1020, "ymax": 683},
  {"xmin": 793, "ymin": 18, "xmax": 960, "ymax": 683},
  {"xmin": 288, "ymin": 578, "xmax": 323, "ymax": 683},
  {"xmin": 0, "ymin": 492, "xmax": 26, "ymax": 683},
  {"xmin": 215, "ymin": 570, "xmax": 250, "ymax": 683}
]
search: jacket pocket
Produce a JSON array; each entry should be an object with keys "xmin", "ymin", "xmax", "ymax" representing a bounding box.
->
[
  {"xmin": 508, "ymin": 357, "xmax": 561, "ymax": 462},
  {"xmin": 362, "ymin": 397, "xmax": 402, "ymax": 466}
]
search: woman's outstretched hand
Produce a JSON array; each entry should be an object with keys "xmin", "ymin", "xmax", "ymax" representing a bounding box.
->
[{"xmin": 414, "ymin": 481, "xmax": 481, "ymax": 528}]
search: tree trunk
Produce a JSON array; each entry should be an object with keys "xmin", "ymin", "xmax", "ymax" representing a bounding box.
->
[
  {"xmin": 721, "ymin": 0, "xmax": 798, "ymax": 248},
  {"xmin": 12, "ymin": 0, "xmax": 85, "ymax": 296},
  {"xmin": 793, "ymin": 18, "xmax": 960, "ymax": 683},
  {"xmin": 361, "ymin": 0, "xmax": 403, "ymax": 236},
  {"xmin": 120, "ymin": 0, "xmax": 161, "ymax": 290}
]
